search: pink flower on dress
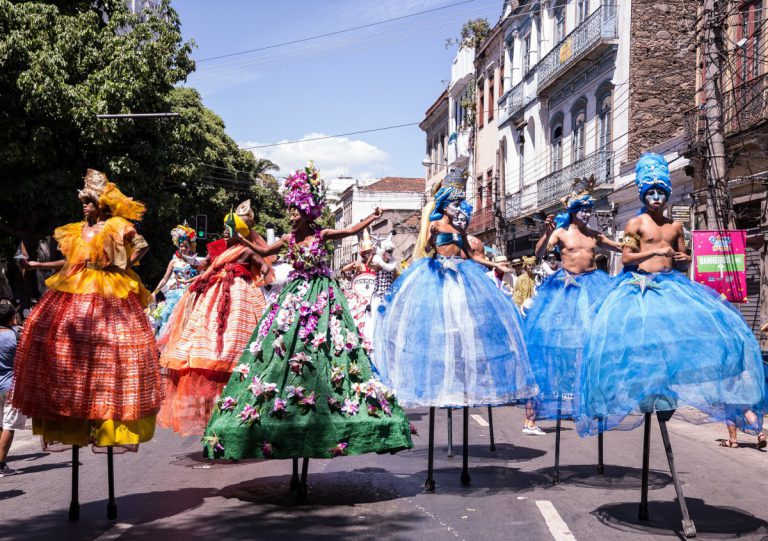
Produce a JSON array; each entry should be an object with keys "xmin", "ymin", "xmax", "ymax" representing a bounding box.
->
[
  {"xmin": 341, "ymin": 398, "xmax": 359, "ymax": 416},
  {"xmin": 366, "ymin": 403, "xmax": 379, "ymax": 417},
  {"xmin": 327, "ymin": 397, "xmax": 342, "ymax": 412},
  {"xmin": 234, "ymin": 364, "xmax": 250, "ymax": 381},
  {"xmin": 331, "ymin": 366, "xmax": 345, "ymax": 387},
  {"xmin": 262, "ymin": 441, "xmax": 272, "ymax": 457},
  {"xmin": 248, "ymin": 341, "xmax": 262, "ymax": 355},
  {"xmin": 299, "ymin": 393, "xmax": 317, "ymax": 413},
  {"xmin": 286, "ymin": 386, "xmax": 305, "ymax": 399},
  {"xmin": 272, "ymin": 398, "xmax": 287, "ymax": 417},
  {"xmin": 219, "ymin": 396, "xmax": 238, "ymax": 411},
  {"xmin": 330, "ymin": 442, "xmax": 348, "ymax": 457},
  {"xmin": 240, "ymin": 404, "xmax": 260, "ymax": 424},
  {"xmin": 311, "ymin": 334, "xmax": 327, "ymax": 349},
  {"xmin": 272, "ymin": 335, "xmax": 286, "ymax": 357},
  {"xmin": 348, "ymin": 362, "xmax": 361, "ymax": 379}
]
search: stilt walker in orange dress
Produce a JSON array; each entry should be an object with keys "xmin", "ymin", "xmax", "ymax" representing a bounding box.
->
[
  {"xmin": 11, "ymin": 169, "xmax": 163, "ymax": 520},
  {"xmin": 157, "ymin": 200, "xmax": 273, "ymax": 435}
]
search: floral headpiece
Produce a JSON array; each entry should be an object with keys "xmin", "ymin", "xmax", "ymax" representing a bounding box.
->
[
  {"xmin": 170, "ymin": 223, "xmax": 196, "ymax": 249},
  {"xmin": 283, "ymin": 162, "xmax": 325, "ymax": 219},
  {"xmin": 78, "ymin": 169, "xmax": 145, "ymax": 221},
  {"xmin": 522, "ymin": 255, "xmax": 536, "ymax": 267},
  {"xmin": 635, "ymin": 153, "xmax": 671, "ymax": 202}
]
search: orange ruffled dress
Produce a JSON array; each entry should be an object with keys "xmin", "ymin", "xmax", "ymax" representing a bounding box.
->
[
  {"xmin": 157, "ymin": 238, "xmax": 270, "ymax": 435},
  {"xmin": 10, "ymin": 218, "xmax": 163, "ymax": 447}
]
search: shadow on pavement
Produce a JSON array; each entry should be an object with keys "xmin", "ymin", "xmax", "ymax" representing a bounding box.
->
[
  {"xmin": 592, "ymin": 498, "xmax": 768, "ymax": 539},
  {"xmin": 219, "ymin": 467, "xmax": 405, "ymax": 506},
  {"xmin": 531, "ymin": 464, "xmax": 673, "ymax": 491},
  {"xmin": 0, "ymin": 487, "xmax": 217, "ymax": 541},
  {"xmin": 411, "ymin": 464, "xmax": 551, "ymax": 495},
  {"xmin": 0, "ymin": 489, "xmax": 24, "ymax": 502},
  {"xmin": 7, "ymin": 452, "xmax": 49, "ymax": 462},
  {"xmin": 399, "ymin": 442, "xmax": 547, "ymax": 464},
  {"xmin": 169, "ymin": 450, "xmax": 267, "ymax": 469}
]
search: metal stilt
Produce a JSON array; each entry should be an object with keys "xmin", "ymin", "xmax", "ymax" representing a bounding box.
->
[
  {"xmin": 553, "ymin": 417, "xmax": 562, "ymax": 484},
  {"xmin": 290, "ymin": 458, "xmax": 300, "ymax": 491},
  {"xmin": 597, "ymin": 417, "xmax": 605, "ymax": 475},
  {"xmin": 657, "ymin": 411, "xmax": 697, "ymax": 538},
  {"xmin": 106, "ymin": 447, "xmax": 117, "ymax": 520},
  {"xmin": 487, "ymin": 406, "xmax": 496, "ymax": 451},
  {"xmin": 460, "ymin": 407, "xmax": 471, "ymax": 485},
  {"xmin": 68, "ymin": 446, "xmax": 80, "ymax": 521},
  {"xmin": 297, "ymin": 458, "xmax": 309, "ymax": 498},
  {"xmin": 639, "ymin": 412, "xmax": 652, "ymax": 521},
  {"xmin": 447, "ymin": 408, "xmax": 453, "ymax": 457},
  {"xmin": 425, "ymin": 407, "xmax": 436, "ymax": 492}
]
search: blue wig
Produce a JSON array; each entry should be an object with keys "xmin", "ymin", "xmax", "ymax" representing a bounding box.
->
[
  {"xmin": 554, "ymin": 194, "xmax": 596, "ymax": 229},
  {"xmin": 430, "ymin": 185, "xmax": 473, "ymax": 223},
  {"xmin": 635, "ymin": 153, "xmax": 671, "ymax": 202}
]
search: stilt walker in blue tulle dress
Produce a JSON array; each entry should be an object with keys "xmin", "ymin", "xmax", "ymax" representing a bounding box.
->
[
  {"xmin": 375, "ymin": 168, "xmax": 538, "ymax": 491},
  {"xmin": 578, "ymin": 153, "xmax": 766, "ymax": 538},
  {"xmin": 526, "ymin": 177, "xmax": 621, "ymax": 483}
]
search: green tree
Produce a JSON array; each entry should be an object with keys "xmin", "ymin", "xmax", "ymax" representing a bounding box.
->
[{"xmin": 0, "ymin": 0, "xmax": 287, "ymax": 285}]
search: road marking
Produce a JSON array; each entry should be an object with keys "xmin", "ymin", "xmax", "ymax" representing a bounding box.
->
[
  {"xmin": 94, "ymin": 523, "xmax": 133, "ymax": 541},
  {"xmin": 535, "ymin": 500, "xmax": 576, "ymax": 541},
  {"xmin": 470, "ymin": 414, "xmax": 489, "ymax": 427}
]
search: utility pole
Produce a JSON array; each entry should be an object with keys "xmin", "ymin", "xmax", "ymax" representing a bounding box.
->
[{"xmin": 700, "ymin": 0, "xmax": 732, "ymax": 230}]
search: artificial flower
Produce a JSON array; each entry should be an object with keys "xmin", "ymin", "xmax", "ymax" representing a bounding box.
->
[
  {"xmin": 330, "ymin": 442, "xmax": 348, "ymax": 458},
  {"xmin": 341, "ymin": 398, "xmax": 359, "ymax": 416},
  {"xmin": 234, "ymin": 363, "xmax": 250, "ymax": 380}
]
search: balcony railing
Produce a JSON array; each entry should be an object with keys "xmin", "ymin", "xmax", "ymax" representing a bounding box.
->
[
  {"xmin": 468, "ymin": 206, "xmax": 495, "ymax": 235},
  {"xmin": 685, "ymin": 73, "xmax": 768, "ymax": 150},
  {"xmin": 537, "ymin": 150, "xmax": 613, "ymax": 209},
  {"xmin": 505, "ymin": 192, "xmax": 523, "ymax": 220},
  {"xmin": 537, "ymin": 4, "xmax": 618, "ymax": 92},
  {"xmin": 497, "ymin": 66, "xmax": 537, "ymax": 127}
]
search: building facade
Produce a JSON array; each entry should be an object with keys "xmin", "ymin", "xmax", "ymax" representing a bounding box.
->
[
  {"xmin": 420, "ymin": 90, "xmax": 449, "ymax": 196},
  {"xmin": 332, "ymin": 177, "xmax": 425, "ymax": 271},
  {"xmin": 684, "ymin": 0, "xmax": 768, "ymax": 339},
  {"xmin": 494, "ymin": 0, "xmax": 696, "ymax": 259}
]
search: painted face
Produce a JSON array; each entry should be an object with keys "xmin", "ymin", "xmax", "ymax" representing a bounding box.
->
[
  {"xmin": 178, "ymin": 240, "xmax": 191, "ymax": 255},
  {"xmin": 546, "ymin": 255, "xmax": 559, "ymax": 268},
  {"xmin": 574, "ymin": 207, "xmax": 592, "ymax": 224},
  {"xmin": 444, "ymin": 200, "xmax": 462, "ymax": 219},
  {"xmin": 644, "ymin": 188, "xmax": 669, "ymax": 210},
  {"xmin": 452, "ymin": 210, "xmax": 468, "ymax": 231}
]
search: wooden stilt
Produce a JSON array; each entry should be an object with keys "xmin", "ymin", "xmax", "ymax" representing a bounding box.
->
[
  {"xmin": 297, "ymin": 458, "xmax": 309, "ymax": 498},
  {"xmin": 597, "ymin": 417, "xmax": 605, "ymax": 475},
  {"xmin": 290, "ymin": 458, "xmax": 300, "ymax": 491},
  {"xmin": 447, "ymin": 408, "xmax": 453, "ymax": 457}
]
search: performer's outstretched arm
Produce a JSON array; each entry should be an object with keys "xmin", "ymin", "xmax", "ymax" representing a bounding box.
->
[
  {"xmin": 322, "ymin": 208, "xmax": 382, "ymax": 241},
  {"xmin": 20, "ymin": 259, "xmax": 65, "ymax": 271},
  {"xmin": 235, "ymin": 234, "xmax": 287, "ymax": 257}
]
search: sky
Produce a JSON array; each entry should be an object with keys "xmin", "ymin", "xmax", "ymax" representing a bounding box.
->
[{"xmin": 174, "ymin": 0, "xmax": 503, "ymax": 181}]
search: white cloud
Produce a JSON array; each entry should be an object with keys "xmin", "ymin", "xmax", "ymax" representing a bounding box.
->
[{"xmin": 241, "ymin": 133, "xmax": 391, "ymax": 182}]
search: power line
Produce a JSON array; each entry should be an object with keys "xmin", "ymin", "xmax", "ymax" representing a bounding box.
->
[
  {"xmin": 241, "ymin": 122, "xmax": 422, "ymax": 150},
  {"xmin": 196, "ymin": 0, "xmax": 478, "ymax": 63}
]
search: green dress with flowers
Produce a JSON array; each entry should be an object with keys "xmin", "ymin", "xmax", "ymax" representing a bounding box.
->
[{"xmin": 203, "ymin": 229, "xmax": 414, "ymax": 459}]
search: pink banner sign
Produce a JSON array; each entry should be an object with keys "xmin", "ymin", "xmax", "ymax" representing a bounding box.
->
[{"xmin": 692, "ymin": 230, "xmax": 748, "ymax": 303}]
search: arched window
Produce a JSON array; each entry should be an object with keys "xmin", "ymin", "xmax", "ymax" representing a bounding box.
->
[
  {"xmin": 571, "ymin": 101, "xmax": 587, "ymax": 162},
  {"xmin": 597, "ymin": 83, "xmax": 613, "ymax": 151},
  {"xmin": 550, "ymin": 113, "xmax": 564, "ymax": 172}
]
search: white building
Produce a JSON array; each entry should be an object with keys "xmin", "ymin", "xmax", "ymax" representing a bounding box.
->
[
  {"xmin": 448, "ymin": 45, "xmax": 476, "ymax": 173},
  {"xmin": 496, "ymin": 0, "xmax": 694, "ymax": 257},
  {"xmin": 332, "ymin": 177, "xmax": 425, "ymax": 270}
]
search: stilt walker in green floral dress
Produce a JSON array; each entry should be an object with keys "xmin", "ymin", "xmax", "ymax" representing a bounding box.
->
[{"xmin": 203, "ymin": 163, "xmax": 413, "ymax": 496}]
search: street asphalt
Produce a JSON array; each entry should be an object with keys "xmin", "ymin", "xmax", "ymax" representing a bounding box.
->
[{"xmin": 1, "ymin": 406, "xmax": 766, "ymax": 541}]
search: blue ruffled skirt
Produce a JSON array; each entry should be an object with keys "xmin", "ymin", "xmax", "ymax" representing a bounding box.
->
[
  {"xmin": 577, "ymin": 270, "xmax": 766, "ymax": 435},
  {"xmin": 155, "ymin": 287, "xmax": 185, "ymax": 336},
  {"xmin": 374, "ymin": 256, "xmax": 538, "ymax": 407},
  {"xmin": 525, "ymin": 269, "xmax": 613, "ymax": 419}
]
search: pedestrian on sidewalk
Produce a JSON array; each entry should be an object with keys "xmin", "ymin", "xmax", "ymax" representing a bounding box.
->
[{"xmin": 0, "ymin": 298, "xmax": 25, "ymax": 477}]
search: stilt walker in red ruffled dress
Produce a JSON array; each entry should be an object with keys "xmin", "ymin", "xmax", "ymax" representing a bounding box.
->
[{"xmin": 12, "ymin": 169, "xmax": 163, "ymax": 520}]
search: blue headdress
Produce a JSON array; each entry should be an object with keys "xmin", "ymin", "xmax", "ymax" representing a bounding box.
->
[
  {"xmin": 635, "ymin": 153, "xmax": 671, "ymax": 203},
  {"xmin": 553, "ymin": 176, "xmax": 596, "ymax": 229},
  {"xmin": 430, "ymin": 168, "xmax": 473, "ymax": 222}
]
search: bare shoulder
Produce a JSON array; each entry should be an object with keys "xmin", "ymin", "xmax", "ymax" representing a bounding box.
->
[{"xmin": 625, "ymin": 215, "xmax": 644, "ymax": 233}]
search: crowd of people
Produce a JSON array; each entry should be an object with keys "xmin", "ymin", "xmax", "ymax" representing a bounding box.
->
[{"xmin": 0, "ymin": 154, "xmax": 765, "ymax": 535}]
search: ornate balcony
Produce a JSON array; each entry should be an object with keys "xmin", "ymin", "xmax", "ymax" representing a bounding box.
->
[
  {"xmin": 537, "ymin": 150, "xmax": 613, "ymax": 209},
  {"xmin": 468, "ymin": 206, "xmax": 495, "ymax": 235},
  {"xmin": 505, "ymin": 192, "xmax": 523, "ymax": 220},
  {"xmin": 497, "ymin": 67, "xmax": 537, "ymax": 127},
  {"xmin": 537, "ymin": 4, "xmax": 618, "ymax": 94},
  {"xmin": 685, "ymin": 73, "xmax": 768, "ymax": 151}
]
